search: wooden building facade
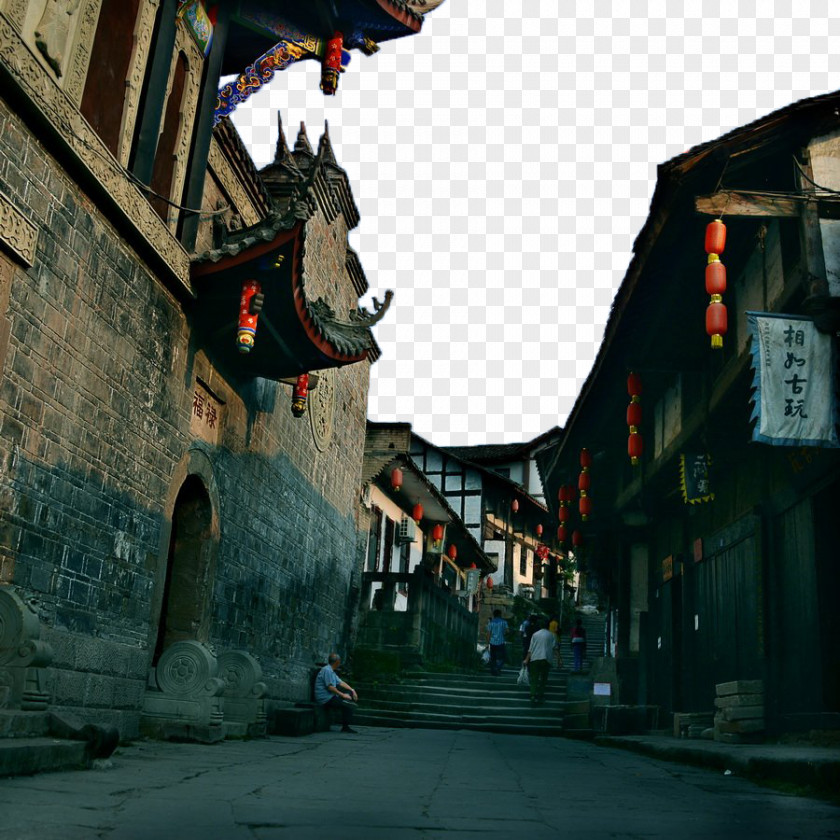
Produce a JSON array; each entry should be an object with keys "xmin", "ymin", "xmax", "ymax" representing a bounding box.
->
[{"xmin": 537, "ymin": 92, "xmax": 840, "ymax": 736}]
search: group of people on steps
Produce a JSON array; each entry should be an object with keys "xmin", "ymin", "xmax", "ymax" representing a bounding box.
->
[{"xmin": 485, "ymin": 609, "xmax": 588, "ymax": 704}]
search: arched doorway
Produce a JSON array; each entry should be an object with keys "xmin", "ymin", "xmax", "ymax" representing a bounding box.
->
[{"xmin": 153, "ymin": 474, "xmax": 216, "ymax": 664}]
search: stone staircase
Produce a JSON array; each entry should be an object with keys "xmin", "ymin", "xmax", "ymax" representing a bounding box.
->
[
  {"xmin": 557, "ymin": 611, "xmax": 605, "ymax": 673},
  {"xmin": 353, "ymin": 667, "xmax": 570, "ymax": 736}
]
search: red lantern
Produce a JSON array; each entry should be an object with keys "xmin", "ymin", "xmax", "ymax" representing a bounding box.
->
[
  {"xmin": 627, "ymin": 371, "xmax": 642, "ymax": 398},
  {"xmin": 572, "ymin": 530, "xmax": 584, "ymax": 548},
  {"xmin": 486, "ymin": 576, "xmax": 494, "ymax": 589},
  {"xmin": 447, "ymin": 544, "xmax": 457, "ymax": 561},
  {"xmin": 320, "ymin": 31, "xmax": 343, "ymax": 95},
  {"xmin": 704, "ymin": 219, "xmax": 726, "ymax": 255},
  {"xmin": 558, "ymin": 506, "xmax": 570, "ymax": 524},
  {"xmin": 237, "ymin": 279, "xmax": 262, "ymax": 353},
  {"xmin": 706, "ymin": 299, "xmax": 728, "ymax": 349},
  {"xmin": 291, "ymin": 373, "xmax": 309, "ymax": 417},
  {"xmin": 511, "ymin": 499, "xmax": 519, "ymax": 514},
  {"xmin": 628, "ymin": 432, "xmax": 644, "ymax": 465},
  {"xmin": 470, "ymin": 562, "xmax": 477, "ymax": 569},
  {"xmin": 432, "ymin": 523, "xmax": 444, "ymax": 545},
  {"xmin": 557, "ymin": 525, "xmax": 567, "ymax": 543},
  {"xmin": 391, "ymin": 467, "xmax": 403, "ymax": 491},
  {"xmin": 705, "ymin": 257, "xmax": 727, "ymax": 295},
  {"xmin": 626, "ymin": 401, "xmax": 642, "ymax": 428},
  {"xmin": 535, "ymin": 523, "xmax": 543, "ymax": 538},
  {"xmin": 580, "ymin": 448, "xmax": 592, "ymax": 469},
  {"xmin": 579, "ymin": 495, "xmax": 592, "ymax": 521},
  {"xmin": 412, "ymin": 503, "xmax": 423, "ymax": 524},
  {"xmin": 578, "ymin": 472, "xmax": 591, "ymax": 493}
]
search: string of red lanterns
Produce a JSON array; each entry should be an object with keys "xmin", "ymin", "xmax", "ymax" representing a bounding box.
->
[
  {"xmin": 578, "ymin": 448, "xmax": 592, "ymax": 521},
  {"xmin": 627, "ymin": 372, "xmax": 643, "ymax": 466},
  {"xmin": 705, "ymin": 219, "xmax": 728, "ymax": 350}
]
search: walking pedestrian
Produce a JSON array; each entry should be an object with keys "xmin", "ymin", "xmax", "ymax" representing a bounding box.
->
[
  {"xmin": 571, "ymin": 618, "xmax": 587, "ymax": 672},
  {"xmin": 485, "ymin": 609, "xmax": 508, "ymax": 676},
  {"xmin": 520, "ymin": 613, "xmax": 538, "ymax": 659},
  {"xmin": 314, "ymin": 653, "xmax": 358, "ymax": 733},
  {"xmin": 523, "ymin": 618, "xmax": 556, "ymax": 705}
]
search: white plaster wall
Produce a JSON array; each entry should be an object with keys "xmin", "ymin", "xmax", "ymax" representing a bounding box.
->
[{"xmin": 809, "ymin": 129, "xmax": 840, "ymax": 296}]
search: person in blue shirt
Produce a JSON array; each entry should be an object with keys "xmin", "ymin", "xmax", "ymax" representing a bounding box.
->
[
  {"xmin": 486, "ymin": 609, "xmax": 509, "ymax": 676},
  {"xmin": 314, "ymin": 653, "xmax": 358, "ymax": 733}
]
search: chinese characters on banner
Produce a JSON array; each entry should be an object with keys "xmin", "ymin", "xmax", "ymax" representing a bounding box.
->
[
  {"xmin": 679, "ymin": 453, "xmax": 714, "ymax": 504},
  {"xmin": 190, "ymin": 383, "xmax": 223, "ymax": 445},
  {"xmin": 747, "ymin": 313, "xmax": 839, "ymax": 448}
]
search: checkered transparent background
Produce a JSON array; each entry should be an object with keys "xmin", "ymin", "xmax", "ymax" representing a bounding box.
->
[{"xmin": 231, "ymin": 1, "xmax": 839, "ymax": 445}]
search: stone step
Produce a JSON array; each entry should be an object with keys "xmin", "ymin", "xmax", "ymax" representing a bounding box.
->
[
  {"xmin": 359, "ymin": 684, "xmax": 567, "ymax": 702},
  {"xmin": 360, "ymin": 700, "xmax": 566, "ymax": 717},
  {"xmin": 0, "ymin": 737, "xmax": 89, "ymax": 778},
  {"xmin": 354, "ymin": 715, "xmax": 567, "ymax": 737}
]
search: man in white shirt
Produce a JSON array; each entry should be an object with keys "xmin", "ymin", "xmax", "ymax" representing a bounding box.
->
[
  {"xmin": 523, "ymin": 618, "xmax": 556, "ymax": 705},
  {"xmin": 314, "ymin": 653, "xmax": 358, "ymax": 733}
]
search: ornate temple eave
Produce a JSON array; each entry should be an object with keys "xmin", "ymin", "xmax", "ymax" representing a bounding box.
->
[{"xmin": 191, "ymin": 218, "xmax": 389, "ymax": 380}]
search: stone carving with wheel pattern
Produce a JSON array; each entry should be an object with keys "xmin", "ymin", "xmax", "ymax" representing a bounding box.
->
[
  {"xmin": 309, "ymin": 367, "xmax": 335, "ymax": 452},
  {"xmin": 156, "ymin": 640, "xmax": 218, "ymax": 697},
  {"xmin": 217, "ymin": 649, "xmax": 267, "ymax": 736}
]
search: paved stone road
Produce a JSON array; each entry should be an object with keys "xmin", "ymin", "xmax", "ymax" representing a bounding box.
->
[{"xmin": 1, "ymin": 728, "xmax": 838, "ymax": 839}]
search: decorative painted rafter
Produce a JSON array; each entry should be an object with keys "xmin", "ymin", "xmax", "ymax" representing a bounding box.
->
[{"xmin": 214, "ymin": 37, "xmax": 317, "ymax": 125}]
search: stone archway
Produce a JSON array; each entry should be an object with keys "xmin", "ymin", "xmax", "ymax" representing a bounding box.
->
[{"xmin": 153, "ymin": 462, "xmax": 219, "ymax": 665}]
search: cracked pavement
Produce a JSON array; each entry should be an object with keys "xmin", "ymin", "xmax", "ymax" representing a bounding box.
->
[{"xmin": 1, "ymin": 728, "xmax": 838, "ymax": 839}]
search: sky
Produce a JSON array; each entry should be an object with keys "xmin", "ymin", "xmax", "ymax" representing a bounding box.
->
[{"xmin": 231, "ymin": 1, "xmax": 839, "ymax": 446}]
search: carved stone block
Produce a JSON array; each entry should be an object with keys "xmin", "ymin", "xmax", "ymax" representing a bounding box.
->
[
  {"xmin": 141, "ymin": 640, "xmax": 225, "ymax": 742},
  {"xmin": 0, "ymin": 586, "xmax": 53, "ymax": 711},
  {"xmin": 218, "ymin": 649, "xmax": 267, "ymax": 738}
]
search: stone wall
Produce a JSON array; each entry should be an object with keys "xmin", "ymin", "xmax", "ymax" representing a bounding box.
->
[{"xmin": 0, "ymin": 96, "xmax": 372, "ymax": 733}]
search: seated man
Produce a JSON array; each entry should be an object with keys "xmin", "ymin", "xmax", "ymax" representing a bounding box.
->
[{"xmin": 314, "ymin": 653, "xmax": 358, "ymax": 733}]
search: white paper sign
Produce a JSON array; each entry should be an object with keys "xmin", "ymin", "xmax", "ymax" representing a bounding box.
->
[{"xmin": 747, "ymin": 313, "xmax": 839, "ymax": 448}]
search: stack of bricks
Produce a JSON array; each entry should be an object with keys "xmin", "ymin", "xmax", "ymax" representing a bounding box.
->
[{"xmin": 714, "ymin": 680, "xmax": 765, "ymax": 743}]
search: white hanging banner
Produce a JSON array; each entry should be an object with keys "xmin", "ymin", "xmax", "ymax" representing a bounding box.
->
[{"xmin": 747, "ymin": 312, "xmax": 839, "ymax": 448}]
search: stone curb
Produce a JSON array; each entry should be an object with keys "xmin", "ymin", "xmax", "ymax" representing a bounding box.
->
[{"xmin": 594, "ymin": 735, "xmax": 840, "ymax": 802}]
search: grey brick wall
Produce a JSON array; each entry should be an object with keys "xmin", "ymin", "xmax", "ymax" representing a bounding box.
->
[{"xmin": 0, "ymin": 99, "xmax": 372, "ymax": 729}]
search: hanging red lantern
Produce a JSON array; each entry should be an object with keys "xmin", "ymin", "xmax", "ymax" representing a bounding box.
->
[
  {"xmin": 511, "ymin": 498, "xmax": 519, "ymax": 514},
  {"xmin": 706, "ymin": 299, "xmax": 728, "ymax": 349},
  {"xmin": 447, "ymin": 544, "xmax": 457, "ymax": 561},
  {"xmin": 579, "ymin": 495, "xmax": 592, "ymax": 521},
  {"xmin": 432, "ymin": 523, "xmax": 444, "ymax": 546},
  {"xmin": 535, "ymin": 523, "xmax": 543, "ymax": 538},
  {"xmin": 320, "ymin": 31, "xmax": 343, "ymax": 95},
  {"xmin": 291, "ymin": 373, "xmax": 309, "ymax": 417},
  {"xmin": 391, "ymin": 467, "xmax": 403, "ymax": 491},
  {"xmin": 626, "ymin": 401, "xmax": 642, "ymax": 428},
  {"xmin": 237, "ymin": 279, "xmax": 262, "ymax": 353},
  {"xmin": 412, "ymin": 503, "xmax": 423, "ymax": 524},
  {"xmin": 628, "ymin": 432, "xmax": 644, "ymax": 465},
  {"xmin": 580, "ymin": 448, "xmax": 592, "ymax": 469},
  {"xmin": 627, "ymin": 371, "xmax": 642, "ymax": 398},
  {"xmin": 558, "ymin": 506, "xmax": 570, "ymax": 523},
  {"xmin": 705, "ymin": 257, "xmax": 727, "ymax": 295},
  {"xmin": 486, "ymin": 576, "xmax": 494, "ymax": 589},
  {"xmin": 578, "ymin": 471, "xmax": 591, "ymax": 493},
  {"xmin": 704, "ymin": 219, "xmax": 727, "ymax": 255},
  {"xmin": 572, "ymin": 530, "xmax": 584, "ymax": 548},
  {"xmin": 557, "ymin": 525, "xmax": 567, "ymax": 543}
]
